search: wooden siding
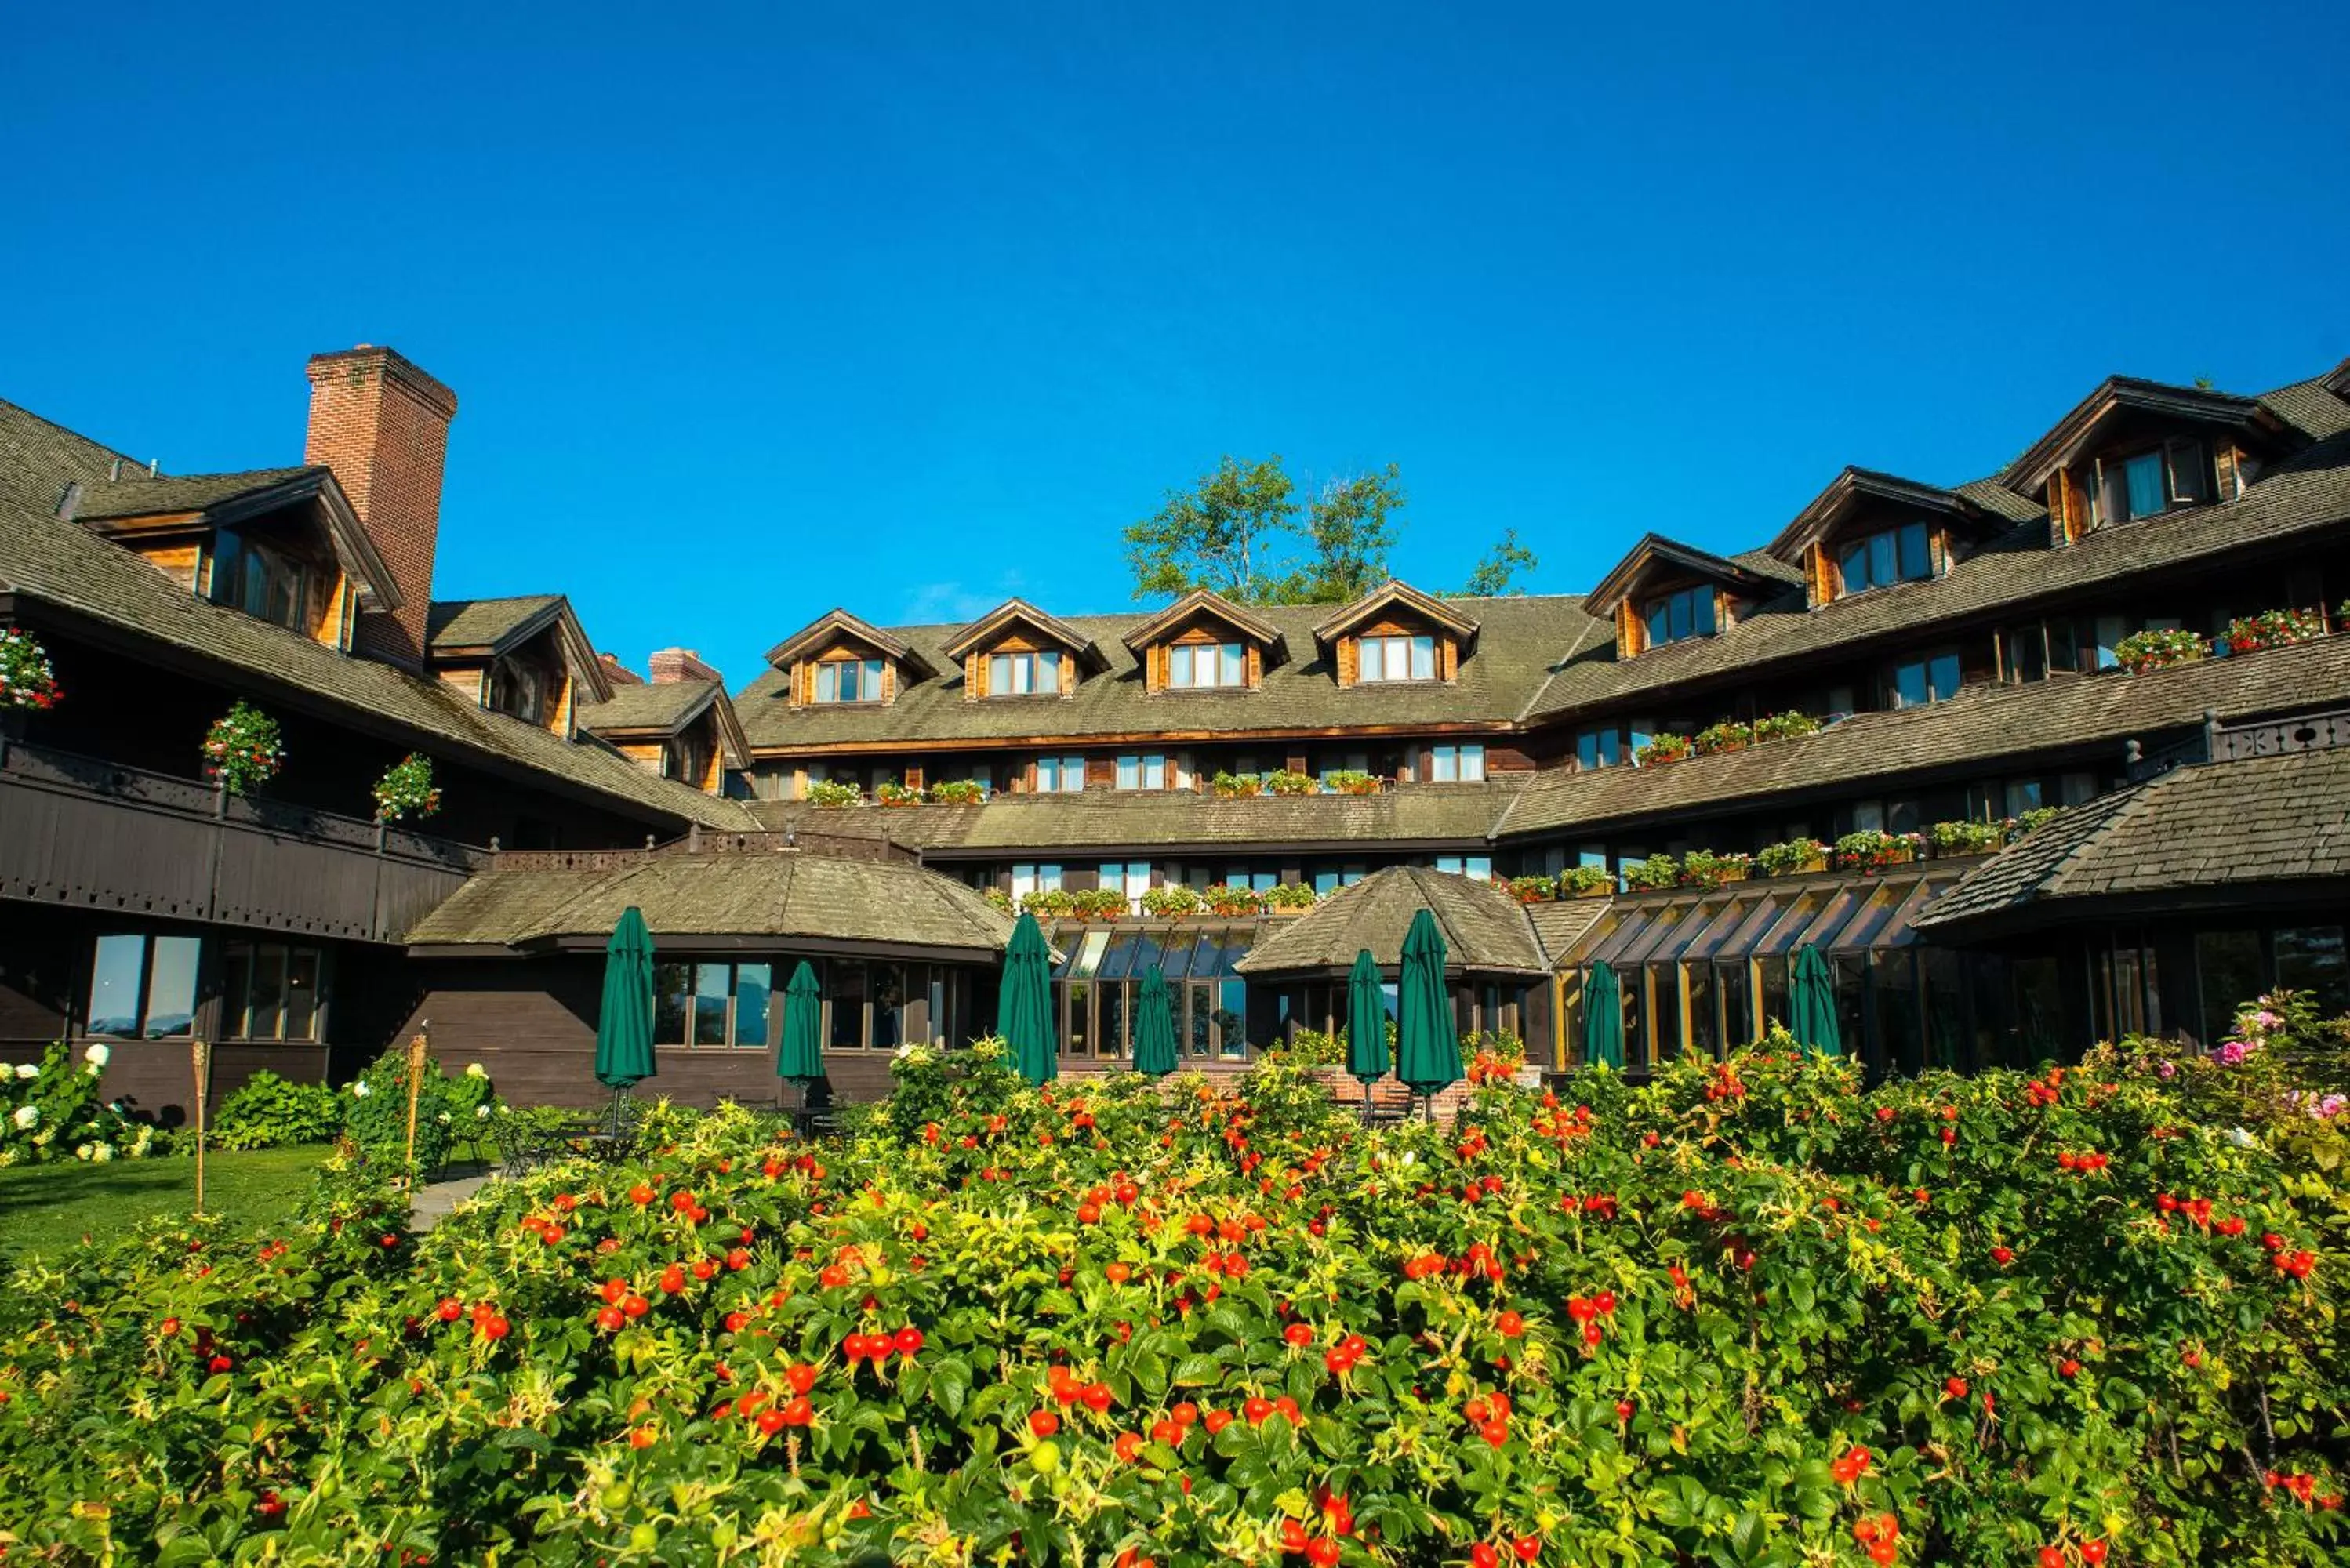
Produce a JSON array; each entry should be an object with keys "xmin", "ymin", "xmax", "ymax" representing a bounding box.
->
[{"xmin": 134, "ymin": 540, "xmax": 202, "ymax": 591}]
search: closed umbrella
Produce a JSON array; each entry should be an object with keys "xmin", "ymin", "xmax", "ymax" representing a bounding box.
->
[
  {"xmin": 998, "ymin": 912, "xmax": 1058, "ymax": 1084},
  {"xmin": 594, "ymin": 906, "xmax": 657, "ymax": 1134},
  {"xmin": 1346, "ymin": 948, "xmax": 1389, "ymax": 1112},
  {"xmin": 1583, "ymin": 960, "xmax": 1625, "ymax": 1069},
  {"xmin": 1131, "ymin": 964, "xmax": 1179, "ymax": 1078},
  {"xmin": 775, "ymin": 961, "xmax": 826, "ymax": 1113},
  {"xmin": 1393, "ymin": 908, "xmax": 1461, "ymax": 1120},
  {"xmin": 1790, "ymin": 943, "xmax": 1843, "ymax": 1057}
]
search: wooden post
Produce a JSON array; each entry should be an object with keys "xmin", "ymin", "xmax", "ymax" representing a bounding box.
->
[
  {"xmin": 190, "ymin": 1039, "xmax": 211, "ymax": 1216},
  {"xmin": 402, "ymin": 1028, "xmax": 430, "ymax": 1190}
]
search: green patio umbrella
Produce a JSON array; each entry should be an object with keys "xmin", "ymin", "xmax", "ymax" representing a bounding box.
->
[
  {"xmin": 1790, "ymin": 943, "xmax": 1843, "ymax": 1056},
  {"xmin": 1583, "ymin": 960, "xmax": 1625, "ymax": 1069},
  {"xmin": 1346, "ymin": 947, "xmax": 1389, "ymax": 1110},
  {"xmin": 1394, "ymin": 908, "xmax": 1461, "ymax": 1120},
  {"xmin": 998, "ymin": 912, "xmax": 1058, "ymax": 1084},
  {"xmin": 775, "ymin": 960, "xmax": 826, "ymax": 1102},
  {"xmin": 594, "ymin": 906, "xmax": 657, "ymax": 1091},
  {"xmin": 1132, "ymin": 964, "xmax": 1179, "ymax": 1078}
]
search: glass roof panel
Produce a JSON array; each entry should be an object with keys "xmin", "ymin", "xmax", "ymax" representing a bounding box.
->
[
  {"xmin": 1714, "ymin": 894, "xmax": 1787, "ymax": 957},
  {"xmin": 1157, "ymin": 931, "xmax": 1205, "ymax": 980},
  {"xmin": 1870, "ymin": 877, "xmax": 1951, "ymax": 950},
  {"xmin": 1584, "ymin": 906, "xmax": 1659, "ymax": 967},
  {"xmin": 1828, "ymin": 881, "xmax": 1910, "ymax": 952},
  {"xmin": 1618, "ymin": 900, "xmax": 1702, "ymax": 966},
  {"xmin": 1789, "ymin": 885, "xmax": 1868, "ymax": 952},
  {"xmin": 1680, "ymin": 895, "xmax": 1763, "ymax": 961}
]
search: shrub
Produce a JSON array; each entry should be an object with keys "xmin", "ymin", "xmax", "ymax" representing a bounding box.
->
[
  {"xmin": 1018, "ymin": 888, "xmax": 1078, "ymax": 918},
  {"xmin": 1833, "ymin": 828, "xmax": 1921, "ymax": 870},
  {"xmin": 0, "ymin": 628, "xmax": 62, "ymax": 711},
  {"xmin": 1265, "ymin": 768, "xmax": 1318, "ymax": 796},
  {"xmin": 1751, "ymin": 708, "xmax": 1823, "ymax": 742},
  {"xmin": 1139, "ymin": 883, "xmax": 1206, "ymax": 919},
  {"xmin": 0, "ymin": 1041, "xmax": 161, "ymax": 1165},
  {"xmin": 1073, "ymin": 887, "xmax": 1129, "ymax": 919},
  {"xmin": 1262, "ymin": 881, "xmax": 1318, "ymax": 910},
  {"xmin": 1622, "ymin": 851, "xmax": 1679, "ymax": 891},
  {"xmin": 370, "ymin": 752, "xmax": 441, "ymax": 822},
  {"xmin": 1323, "ymin": 768, "xmax": 1380, "ymax": 795},
  {"xmin": 1561, "ymin": 864, "xmax": 1616, "ymax": 895},
  {"xmin": 2224, "ymin": 606, "xmax": 2326, "ymax": 655},
  {"xmin": 1634, "ymin": 731, "xmax": 1692, "ymax": 765},
  {"xmin": 874, "ymin": 781, "xmax": 924, "ymax": 807},
  {"xmin": 1209, "ymin": 771, "xmax": 1262, "ymax": 797},
  {"xmin": 340, "ymin": 1051, "xmax": 492, "ymax": 1176},
  {"xmin": 1692, "ymin": 719, "xmax": 1753, "ymax": 756},
  {"xmin": 928, "ymin": 779, "xmax": 987, "ymax": 804},
  {"xmin": 1506, "ymin": 873, "xmax": 1556, "ymax": 902},
  {"xmin": 201, "ymin": 699, "xmax": 283, "ymax": 796},
  {"xmin": 1676, "ymin": 848, "xmax": 1750, "ymax": 887},
  {"xmin": 6, "ymin": 1009, "xmax": 2345, "ymax": 1562},
  {"xmin": 1928, "ymin": 818, "xmax": 2004, "ymax": 855},
  {"xmin": 805, "ymin": 779, "xmax": 863, "ymax": 808},
  {"xmin": 211, "ymin": 1070, "xmax": 344, "ymax": 1151},
  {"xmin": 1754, "ymin": 837, "xmax": 1828, "ymax": 877},
  {"xmin": 982, "ymin": 885, "xmax": 1013, "ymax": 914},
  {"xmin": 1282, "ymin": 1026, "xmax": 1345, "ymax": 1069},
  {"xmin": 1202, "ymin": 882, "xmax": 1264, "ymax": 916},
  {"xmin": 2114, "ymin": 626, "xmax": 2211, "ymax": 673}
]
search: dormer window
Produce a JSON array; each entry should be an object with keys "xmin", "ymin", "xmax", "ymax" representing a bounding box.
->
[
  {"xmin": 1642, "ymin": 586, "xmax": 1716, "ymax": 648},
  {"xmin": 1359, "ymin": 633, "xmax": 1436, "ymax": 683},
  {"xmin": 1836, "ymin": 521, "xmax": 1934, "ymax": 596},
  {"xmin": 1168, "ymin": 641, "xmax": 1247, "ymax": 689},
  {"xmin": 987, "ymin": 648, "xmax": 1061, "ymax": 696},
  {"xmin": 2086, "ymin": 439, "xmax": 2207, "ymax": 528},
  {"xmin": 207, "ymin": 527, "xmax": 308, "ymax": 630},
  {"xmin": 814, "ymin": 657, "xmax": 886, "ymax": 704},
  {"xmin": 485, "ymin": 655, "xmax": 547, "ymax": 724}
]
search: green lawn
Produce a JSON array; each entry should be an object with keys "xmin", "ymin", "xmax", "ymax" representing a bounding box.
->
[{"xmin": 0, "ymin": 1146, "xmax": 329, "ymax": 1263}]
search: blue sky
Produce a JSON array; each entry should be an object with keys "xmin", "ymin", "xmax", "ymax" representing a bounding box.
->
[{"xmin": 5, "ymin": 2, "xmax": 2345, "ymax": 687}]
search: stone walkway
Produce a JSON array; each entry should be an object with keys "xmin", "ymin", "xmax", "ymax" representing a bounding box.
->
[{"xmin": 409, "ymin": 1167, "xmax": 495, "ymax": 1231}]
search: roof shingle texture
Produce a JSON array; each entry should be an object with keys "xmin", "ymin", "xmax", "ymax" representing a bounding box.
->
[
  {"xmin": 577, "ymin": 680, "xmax": 720, "ymax": 735},
  {"xmin": 427, "ymin": 595, "xmax": 564, "ymax": 652},
  {"xmin": 69, "ymin": 466, "xmax": 318, "ymax": 521},
  {"xmin": 407, "ymin": 850, "xmax": 1019, "ymax": 952},
  {"xmin": 1917, "ymin": 745, "xmax": 2350, "ymax": 929},
  {"xmin": 1234, "ymin": 866, "xmax": 1548, "ymax": 976},
  {"xmin": 0, "ymin": 401, "xmax": 753, "ymax": 830}
]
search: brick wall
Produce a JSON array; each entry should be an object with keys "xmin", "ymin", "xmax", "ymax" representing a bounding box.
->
[
  {"xmin": 650, "ymin": 648, "xmax": 724, "ymax": 684},
  {"xmin": 304, "ymin": 346, "xmax": 458, "ymax": 670}
]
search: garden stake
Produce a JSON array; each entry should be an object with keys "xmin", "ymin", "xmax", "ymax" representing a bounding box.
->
[
  {"xmin": 402, "ymin": 1028, "xmax": 430, "ymax": 1191},
  {"xmin": 189, "ymin": 1037, "xmax": 210, "ymax": 1216}
]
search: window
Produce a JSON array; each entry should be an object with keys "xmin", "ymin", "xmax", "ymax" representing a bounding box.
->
[
  {"xmin": 1429, "ymin": 743, "xmax": 1485, "ymax": 782},
  {"xmin": 1434, "ymin": 855, "xmax": 1493, "ymax": 880},
  {"xmin": 2088, "ymin": 440, "xmax": 2208, "ymax": 528},
  {"xmin": 653, "ymin": 960, "xmax": 773, "ymax": 1047},
  {"xmin": 207, "ymin": 528, "xmax": 307, "ymax": 630},
  {"xmin": 987, "ymin": 648, "xmax": 1061, "ymax": 696},
  {"xmin": 1888, "ymin": 651, "xmax": 1961, "ymax": 708},
  {"xmin": 826, "ymin": 960, "xmax": 866, "ymax": 1049},
  {"xmin": 2003, "ymin": 779, "xmax": 2043, "ymax": 818},
  {"xmin": 1836, "ymin": 521, "xmax": 1934, "ymax": 595},
  {"xmin": 1098, "ymin": 862, "xmax": 1152, "ymax": 912},
  {"xmin": 1222, "ymin": 868, "xmax": 1279, "ymax": 892},
  {"xmin": 1360, "ymin": 633, "xmax": 1437, "ymax": 682},
  {"xmin": 1575, "ymin": 726, "xmax": 1621, "ymax": 770},
  {"xmin": 1642, "ymin": 586, "xmax": 1716, "ymax": 648},
  {"xmin": 485, "ymin": 657, "xmax": 547, "ymax": 723},
  {"xmin": 1115, "ymin": 753, "xmax": 1167, "ymax": 790},
  {"xmin": 1167, "ymin": 641, "xmax": 1246, "ymax": 688},
  {"xmin": 1319, "ymin": 751, "xmax": 1370, "ymax": 785},
  {"xmin": 85, "ymin": 933, "xmax": 202, "ymax": 1040},
  {"xmin": 219, "ymin": 942, "xmax": 325, "ymax": 1041},
  {"xmin": 1036, "ymin": 755, "xmax": 1086, "ymax": 793},
  {"xmin": 813, "ymin": 658, "xmax": 886, "ymax": 703},
  {"xmin": 1010, "ymin": 863, "xmax": 1062, "ymax": 899}
]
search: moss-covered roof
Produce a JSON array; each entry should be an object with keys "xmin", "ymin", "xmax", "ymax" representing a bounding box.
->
[{"xmin": 1234, "ymin": 866, "xmax": 1549, "ymax": 977}]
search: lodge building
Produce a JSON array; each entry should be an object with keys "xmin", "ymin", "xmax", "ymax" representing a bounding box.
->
[{"xmin": 4, "ymin": 344, "xmax": 2348, "ymax": 1120}]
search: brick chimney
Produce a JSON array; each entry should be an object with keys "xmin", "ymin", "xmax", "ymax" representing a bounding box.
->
[
  {"xmin": 304, "ymin": 346, "xmax": 458, "ymax": 670},
  {"xmin": 649, "ymin": 647, "xmax": 723, "ymax": 684}
]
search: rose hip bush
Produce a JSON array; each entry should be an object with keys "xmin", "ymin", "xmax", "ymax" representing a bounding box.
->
[{"xmin": 1, "ymin": 1030, "xmax": 2345, "ymax": 1567}]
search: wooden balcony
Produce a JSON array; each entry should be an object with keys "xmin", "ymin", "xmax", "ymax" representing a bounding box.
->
[{"xmin": 0, "ymin": 736, "xmax": 488, "ymax": 945}]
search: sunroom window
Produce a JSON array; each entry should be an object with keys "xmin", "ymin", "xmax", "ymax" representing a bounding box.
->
[
  {"xmin": 813, "ymin": 658, "xmax": 886, "ymax": 703},
  {"xmin": 987, "ymin": 648, "xmax": 1060, "ymax": 695},
  {"xmin": 1168, "ymin": 642, "xmax": 1246, "ymax": 688},
  {"xmin": 1642, "ymin": 586, "xmax": 1716, "ymax": 647},
  {"xmin": 1360, "ymin": 633, "xmax": 1436, "ymax": 682},
  {"xmin": 1836, "ymin": 521, "xmax": 1933, "ymax": 595}
]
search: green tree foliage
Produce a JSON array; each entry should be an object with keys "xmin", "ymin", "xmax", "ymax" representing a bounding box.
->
[{"xmin": 1126, "ymin": 456, "xmax": 1531, "ymax": 604}]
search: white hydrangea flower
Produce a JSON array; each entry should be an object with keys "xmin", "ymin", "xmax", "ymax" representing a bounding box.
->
[
  {"xmin": 436, "ymin": 1111, "xmax": 451, "ymax": 1123},
  {"xmin": 12, "ymin": 1062, "xmax": 36, "ymax": 1080},
  {"xmin": 83, "ymin": 1042, "xmax": 111, "ymax": 1069},
  {"xmin": 91, "ymin": 1143, "xmax": 113, "ymax": 1162},
  {"xmin": 2228, "ymin": 1126, "xmax": 2257, "ymax": 1148},
  {"xmin": 10, "ymin": 1105, "xmax": 38, "ymax": 1130},
  {"xmin": 352, "ymin": 1080, "xmax": 371, "ymax": 1098},
  {"xmin": 74, "ymin": 1143, "xmax": 93, "ymax": 1160},
  {"xmin": 474, "ymin": 1104, "xmax": 491, "ymax": 1120}
]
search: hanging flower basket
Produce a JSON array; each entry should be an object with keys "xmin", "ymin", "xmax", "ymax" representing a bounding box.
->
[
  {"xmin": 202, "ymin": 701, "xmax": 284, "ymax": 797},
  {"xmin": 372, "ymin": 753, "xmax": 441, "ymax": 822},
  {"xmin": 0, "ymin": 630, "xmax": 61, "ymax": 712}
]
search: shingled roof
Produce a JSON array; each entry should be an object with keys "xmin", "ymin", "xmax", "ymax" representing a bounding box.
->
[
  {"xmin": 0, "ymin": 401, "xmax": 754, "ymax": 832},
  {"xmin": 68, "ymin": 466, "xmax": 318, "ymax": 521},
  {"xmin": 406, "ymin": 848, "xmax": 1019, "ymax": 956},
  {"xmin": 1234, "ymin": 866, "xmax": 1549, "ymax": 977},
  {"xmin": 1914, "ymin": 743, "xmax": 2350, "ymax": 936},
  {"xmin": 577, "ymin": 679, "xmax": 751, "ymax": 768},
  {"xmin": 427, "ymin": 595, "xmax": 566, "ymax": 655}
]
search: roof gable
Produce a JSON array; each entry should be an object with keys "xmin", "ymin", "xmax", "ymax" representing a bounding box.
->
[
  {"xmin": 73, "ymin": 465, "xmax": 403, "ymax": 614},
  {"xmin": 1120, "ymin": 589, "xmax": 1287, "ymax": 660},
  {"xmin": 427, "ymin": 594, "xmax": 614, "ymax": 705},
  {"xmin": 1309, "ymin": 579, "xmax": 1480, "ymax": 650},
  {"xmin": 1233, "ymin": 866, "xmax": 1546, "ymax": 976},
  {"xmin": 1766, "ymin": 467, "xmax": 2005, "ymax": 564},
  {"xmin": 577, "ymin": 679, "xmax": 751, "ymax": 768},
  {"xmin": 1584, "ymin": 533, "xmax": 1791, "ymax": 619},
  {"xmin": 939, "ymin": 598, "xmax": 1104, "ymax": 668},
  {"xmin": 2003, "ymin": 376, "xmax": 2291, "ymax": 497},
  {"xmin": 765, "ymin": 608, "xmax": 937, "ymax": 678}
]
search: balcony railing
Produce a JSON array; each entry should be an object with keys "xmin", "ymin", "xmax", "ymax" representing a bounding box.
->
[
  {"xmin": 0, "ymin": 735, "xmax": 488, "ymax": 943},
  {"xmin": 491, "ymin": 824, "xmax": 920, "ymax": 873}
]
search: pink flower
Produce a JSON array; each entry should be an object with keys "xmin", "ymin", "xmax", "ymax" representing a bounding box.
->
[{"xmin": 2218, "ymin": 1041, "xmax": 2249, "ymax": 1066}]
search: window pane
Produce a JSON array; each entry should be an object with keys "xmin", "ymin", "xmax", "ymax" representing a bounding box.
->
[
  {"xmin": 1430, "ymin": 746, "xmax": 1455, "ymax": 782},
  {"xmin": 1894, "ymin": 662, "xmax": 1928, "ymax": 707},
  {"xmin": 220, "ymin": 946, "xmax": 253, "ymax": 1040},
  {"xmin": 1219, "ymin": 644, "xmax": 1244, "ymax": 686},
  {"xmin": 1168, "ymin": 648, "xmax": 1192, "ymax": 688},
  {"xmin": 2123, "ymin": 451, "xmax": 2165, "ymax": 520},
  {"xmin": 1898, "ymin": 523, "xmax": 1931, "ymax": 580},
  {"xmin": 653, "ymin": 962, "xmax": 692, "ymax": 1044},
  {"xmin": 1037, "ymin": 650, "xmax": 1060, "ymax": 689},
  {"xmin": 1930, "ymin": 654, "xmax": 1960, "ymax": 701},
  {"xmin": 815, "ymin": 662, "xmax": 839, "ymax": 702},
  {"xmin": 238, "ymin": 947, "xmax": 283, "ymax": 1040},
  {"xmin": 140, "ymin": 936, "xmax": 202, "ymax": 1038},
  {"xmin": 872, "ymin": 964, "xmax": 906, "ymax": 1049},
  {"xmin": 828, "ymin": 960, "xmax": 866, "ymax": 1049},
  {"xmin": 1869, "ymin": 532, "xmax": 1897, "ymax": 588},
  {"xmin": 686, "ymin": 964, "xmax": 728, "ymax": 1047},
  {"xmin": 1040, "ymin": 863, "xmax": 1062, "ymax": 891},
  {"xmin": 1410, "ymin": 637, "xmax": 1436, "ymax": 680},
  {"xmin": 1117, "ymin": 755, "xmax": 1138, "ymax": 789},
  {"xmin": 2275, "ymin": 927, "xmax": 2350, "ymax": 1014},
  {"xmin": 2005, "ymin": 779, "xmax": 2043, "ymax": 818},
  {"xmin": 1576, "ymin": 731, "xmax": 1599, "ymax": 769},
  {"xmin": 86, "ymin": 935, "xmax": 147, "ymax": 1037},
  {"xmin": 1646, "ymin": 601, "xmax": 1669, "ymax": 645},
  {"xmin": 735, "ymin": 964, "xmax": 772, "ymax": 1049},
  {"xmin": 1669, "ymin": 592, "xmax": 1692, "ymax": 641},
  {"xmin": 1840, "ymin": 542, "xmax": 1869, "ymax": 593},
  {"xmin": 1460, "ymin": 743, "xmax": 1485, "ymax": 782},
  {"xmin": 281, "ymin": 949, "xmax": 320, "ymax": 1042}
]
